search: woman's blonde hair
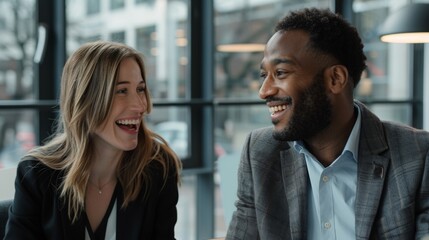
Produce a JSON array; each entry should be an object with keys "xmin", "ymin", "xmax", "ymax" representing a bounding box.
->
[{"xmin": 26, "ymin": 41, "xmax": 181, "ymax": 222}]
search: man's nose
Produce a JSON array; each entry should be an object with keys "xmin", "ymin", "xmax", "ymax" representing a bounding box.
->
[{"xmin": 259, "ymin": 77, "xmax": 276, "ymax": 99}]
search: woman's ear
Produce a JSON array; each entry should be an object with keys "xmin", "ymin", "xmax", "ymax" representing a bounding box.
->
[{"xmin": 325, "ymin": 65, "xmax": 349, "ymax": 94}]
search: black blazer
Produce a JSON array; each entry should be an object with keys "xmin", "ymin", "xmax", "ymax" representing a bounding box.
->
[
  {"xmin": 4, "ymin": 158, "xmax": 179, "ymax": 239},
  {"xmin": 0, "ymin": 199, "xmax": 12, "ymax": 238}
]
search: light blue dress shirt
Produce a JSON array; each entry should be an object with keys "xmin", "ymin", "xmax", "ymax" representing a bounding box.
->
[{"xmin": 294, "ymin": 105, "xmax": 361, "ymax": 240}]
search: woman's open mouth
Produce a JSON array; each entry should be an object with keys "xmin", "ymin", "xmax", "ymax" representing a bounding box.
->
[{"xmin": 116, "ymin": 119, "xmax": 140, "ymax": 132}]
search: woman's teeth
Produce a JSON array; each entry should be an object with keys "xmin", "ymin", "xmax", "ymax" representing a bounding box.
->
[{"xmin": 116, "ymin": 119, "xmax": 140, "ymax": 125}]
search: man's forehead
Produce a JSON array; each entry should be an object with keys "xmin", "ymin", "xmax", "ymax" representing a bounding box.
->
[
  {"xmin": 261, "ymin": 32, "xmax": 310, "ymax": 69},
  {"xmin": 265, "ymin": 31, "xmax": 312, "ymax": 56},
  {"xmin": 261, "ymin": 31, "xmax": 335, "ymax": 72}
]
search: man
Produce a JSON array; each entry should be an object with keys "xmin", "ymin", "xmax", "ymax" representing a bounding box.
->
[{"xmin": 226, "ymin": 8, "xmax": 429, "ymax": 240}]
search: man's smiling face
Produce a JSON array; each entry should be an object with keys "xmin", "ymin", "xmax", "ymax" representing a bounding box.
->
[{"xmin": 259, "ymin": 30, "xmax": 332, "ymax": 141}]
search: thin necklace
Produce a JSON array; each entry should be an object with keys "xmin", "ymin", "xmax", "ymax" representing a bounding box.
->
[{"xmin": 88, "ymin": 179, "xmax": 116, "ymax": 195}]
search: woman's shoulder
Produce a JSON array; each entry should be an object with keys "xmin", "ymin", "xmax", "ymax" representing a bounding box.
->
[
  {"xmin": 17, "ymin": 156, "xmax": 54, "ymax": 174},
  {"xmin": 16, "ymin": 156, "xmax": 63, "ymax": 189},
  {"xmin": 145, "ymin": 154, "xmax": 180, "ymax": 183}
]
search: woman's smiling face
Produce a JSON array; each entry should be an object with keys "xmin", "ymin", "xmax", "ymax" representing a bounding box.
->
[{"xmin": 93, "ymin": 57, "xmax": 147, "ymax": 153}]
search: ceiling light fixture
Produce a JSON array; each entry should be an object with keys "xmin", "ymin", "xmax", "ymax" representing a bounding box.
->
[
  {"xmin": 217, "ymin": 43, "xmax": 265, "ymax": 53},
  {"xmin": 379, "ymin": 3, "xmax": 429, "ymax": 43}
]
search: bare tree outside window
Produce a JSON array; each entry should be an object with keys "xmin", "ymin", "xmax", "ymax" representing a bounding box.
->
[{"xmin": 0, "ymin": 0, "xmax": 36, "ymax": 168}]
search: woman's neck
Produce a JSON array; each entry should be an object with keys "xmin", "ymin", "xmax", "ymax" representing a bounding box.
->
[{"xmin": 90, "ymin": 150, "xmax": 121, "ymax": 183}]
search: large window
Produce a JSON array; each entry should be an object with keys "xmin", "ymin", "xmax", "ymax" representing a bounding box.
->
[{"xmin": 0, "ymin": 0, "xmax": 37, "ymax": 169}]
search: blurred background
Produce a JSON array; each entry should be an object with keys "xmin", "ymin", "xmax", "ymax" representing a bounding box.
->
[{"xmin": 0, "ymin": 0, "xmax": 428, "ymax": 239}]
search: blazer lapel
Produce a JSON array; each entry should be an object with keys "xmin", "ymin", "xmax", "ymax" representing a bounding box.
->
[
  {"xmin": 57, "ymin": 196, "xmax": 85, "ymax": 239},
  {"xmin": 116, "ymin": 185, "xmax": 145, "ymax": 239},
  {"xmin": 354, "ymin": 101, "xmax": 390, "ymax": 239},
  {"xmin": 280, "ymin": 146, "xmax": 308, "ymax": 239}
]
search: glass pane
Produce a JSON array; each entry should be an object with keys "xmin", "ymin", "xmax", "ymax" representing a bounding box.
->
[
  {"xmin": 66, "ymin": 0, "xmax": 190, "ymax": 100},
  {"xmin": 146, "ymin": 107, "xmax": 190, "ymax": 160},
  {"xmin": 214, "ymin": 105, "xmax": 268, "ymax": 233},
  {"xmin": 87, "ymin": 0, "xmax": 101, "ymax": 15},
  {"xmin": 175, "ymin": 175, "xmax": 196, "ymax": 240},
  {"xmin": 353, "ymin": 0, "xmax": 412, "ymax": 101},
  {"xmin": 110, "ymin": 31, "xmax": 125, "ymax": 43},
  {"xmin": 0, "ymin": 110, "xmax": 36, "ymax": 169},
  {"xmin": 215, "ymin": 104, "xmax": 268, "ymax": 149},
  {"xmin": 214, "ymin": 0, "xmax": 331, "ymax": 99},
  {"xmin": 366, "ymin": 103, "xmax": 412, "ymax": 126},
  {"xmin": 0, "ymin": 0, "xmax": 36, "ymax": 100},
  {"xmin": 136, "ymin": 0, "xmax": 155, "ymax": 4},
  {"xmin": 110, "ymin": 0, "xmax": 124, "ymax": 10},
  {"xmin": 0, "ymin": 0, "xmax": 37, "ymax": 170}
]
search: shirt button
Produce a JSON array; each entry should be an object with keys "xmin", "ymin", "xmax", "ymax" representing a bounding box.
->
[
  {"xmin": 324, "ymin": 222, "xmax": 331, "ymax": 229},
  {"xmin": 322, "ymin": 175, "xmax": 329, "ymax": 182}
]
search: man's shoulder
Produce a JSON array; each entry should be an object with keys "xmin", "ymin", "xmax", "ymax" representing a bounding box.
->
[
  {"xmin": 382, "ymin": 120, "xmax": 429, "ymax": 144},
  {"xmin": 248, "ymin": 126, "xmax": 276, "ymax": 144},
  {"xmin": 249, "ymin": 126, "xmax": 273, "ymax": 138},
  {"xmin": 358, "ymin": 100, "xmax": 429, "ymax": 144}
]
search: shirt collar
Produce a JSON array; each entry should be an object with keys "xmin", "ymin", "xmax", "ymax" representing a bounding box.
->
[{"xmin": 343, "ymin": 104, "xmax": 361, "ymax": 161}]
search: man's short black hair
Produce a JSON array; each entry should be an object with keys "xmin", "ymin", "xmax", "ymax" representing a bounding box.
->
[{"xmin": 275, "ymin": 8, "xmax": 367, "ymax": 87}]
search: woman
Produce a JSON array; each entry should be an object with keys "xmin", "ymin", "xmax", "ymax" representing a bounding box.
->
[{"xmin": 4, "ymin": 41, "xmax": 182, "ymax": 239}]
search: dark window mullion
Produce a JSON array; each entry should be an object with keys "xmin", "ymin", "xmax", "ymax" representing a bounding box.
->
[
  {"xmin": 36, "ymin": 0, "xmax": 65, "ymax": 143},
  {"xmin": 190, "ymin": 0, "xmax": 215, "ymax": 239},
  {"xmin": 412, "ymin": 44, "xmax": 424, "ymax": 129}
]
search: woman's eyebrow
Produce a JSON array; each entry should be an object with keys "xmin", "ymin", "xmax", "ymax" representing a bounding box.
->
[
  {"xmin": 116, "ymin": 80, "xmax": 130, "ymax": 85},
  {"xmin": 116, "ymin": 80, "xmax": 145, "ymax": 85}
]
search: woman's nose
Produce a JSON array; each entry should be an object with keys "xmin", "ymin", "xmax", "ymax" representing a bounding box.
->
[{"xmin": 130, "ymin": 93, "xmax": 146, "ymax": 112}]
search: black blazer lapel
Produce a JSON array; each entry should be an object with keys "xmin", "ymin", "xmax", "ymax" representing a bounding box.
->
[
  {"xmin": 116, "ymin": 185, "xmax": 145, "ymax": 239},
  {"xmin": 57, "ymin": 197, "xmax": 85, "ymax": 239}
]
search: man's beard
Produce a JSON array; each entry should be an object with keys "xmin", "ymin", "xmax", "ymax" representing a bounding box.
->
[{"xmin": 272, "ymin": 71, "xmax": 332, "ymax": 141}]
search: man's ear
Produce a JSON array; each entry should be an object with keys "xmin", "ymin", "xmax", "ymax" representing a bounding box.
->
[{"xmin": 325, "ymin": 65, "xmax": 349, "ymax": 94}]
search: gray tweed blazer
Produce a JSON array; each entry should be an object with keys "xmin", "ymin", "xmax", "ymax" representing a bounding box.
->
[{"xmin": 226, "ymin": 101, "xmax": 429, "ymax": 240}]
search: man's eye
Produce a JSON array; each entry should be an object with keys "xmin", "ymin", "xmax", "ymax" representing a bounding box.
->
[
  {"xmin": 276, "ymin": 70, "xmax": 287, "ymax": 76},
  {"xmin": 259, "ymin": 72, "xmax": 267, "ymax": 79}
]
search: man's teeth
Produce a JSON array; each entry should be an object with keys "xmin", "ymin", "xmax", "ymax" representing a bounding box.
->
[
  {"xmin": 116, "ymin": 119, "xmax": 140, "ymax": 125},
  {"xmin": 269, "ymin": 105, "xmax": 287, "ymax": 114}
]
